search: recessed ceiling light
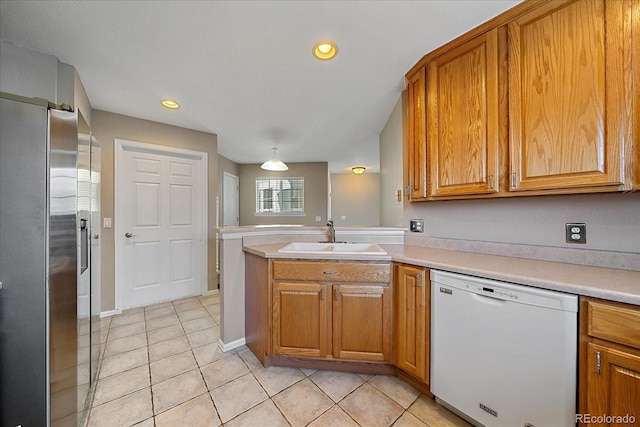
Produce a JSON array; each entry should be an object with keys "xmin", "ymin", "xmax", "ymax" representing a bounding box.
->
[
  {"xmin": 161, "ymin": 99, "xmax": 180, "ymax": 109},
  {"xmin": 313, "ymin": 40, "xmax": 338, "ymax": 60}
]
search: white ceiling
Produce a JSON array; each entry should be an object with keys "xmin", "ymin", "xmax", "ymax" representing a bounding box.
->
[{"xmin": 0, "ymin": 0, "xmax": 521, "ymax": 173}]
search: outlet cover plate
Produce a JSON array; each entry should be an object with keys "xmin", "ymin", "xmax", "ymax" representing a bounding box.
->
[{"xmin": 565, "ymin": 223, "xmax": 586, "ymax": 244}]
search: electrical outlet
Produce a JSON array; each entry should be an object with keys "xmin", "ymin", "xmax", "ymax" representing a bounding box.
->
[{"xmin": 565, "ymin": 223, "xmax": 586, "ymax": 244}]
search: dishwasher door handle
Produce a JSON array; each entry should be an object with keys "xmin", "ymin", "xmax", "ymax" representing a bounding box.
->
[{"xmin": 471, "ymin": 292, "xmax": 507, "ymax": 305}]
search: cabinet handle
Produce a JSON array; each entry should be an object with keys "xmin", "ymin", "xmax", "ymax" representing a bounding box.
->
[
  {"xmin": 323, "ymin": 271, "xmax": 337, "ymax": 275},
  {"xmin": 511, "ymin": 173, "xmax": 517, "ymax": 189},
  {"xmin": 488, "ymin": 175, "xmax": 494, "ymax": 190},
  {"xmin": 334, "ymin": 288, "xmax": 339, "ymax": 301},
  {"xmin": 596, "ymin": 351, "xmax": 601, "ymax": 375}
]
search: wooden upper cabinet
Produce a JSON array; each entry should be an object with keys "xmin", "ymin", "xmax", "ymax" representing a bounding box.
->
[
  {"xmin": 406, "ymin": 68, "xmax": 428, "ymax": 200},
  {"xmin": 427, "ymin": 29, "xmax": 503, "ymax": 197},
  {"xmin": 508, "ymin": 0, "xmax": 633, "ymax": 192}
]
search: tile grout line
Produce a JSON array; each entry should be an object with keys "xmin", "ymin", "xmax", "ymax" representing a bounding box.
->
[
  {"xmin": 90, "ymin": 295, "xmax": 438, "ymax": 427},
  {"xmin": 144, "ymin": 309, "xmax": 157, "ymax": 427}
]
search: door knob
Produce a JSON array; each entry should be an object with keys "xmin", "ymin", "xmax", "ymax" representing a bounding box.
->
[{"xmin": 124, "ymin": 232, "xmax": 137, "ymax": 238}]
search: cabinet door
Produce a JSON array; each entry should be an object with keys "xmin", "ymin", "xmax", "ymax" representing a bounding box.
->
[
  {"xmin": 407, "ymin": 68, "xmax": 428, "ymax": 200},
  {"xmin": 508, "ymin": 0, "xmax": 632, "ymax": 192},
  {"xmin": 333, "ymin": 284, "xmax": 392, "ymax": 361},
  {"xmin": 427, "ymin": 29, "xmax": 501, "ymax": 197},
  {"xmin": 272, "ymin": 282, "xmax": 330, "ymax": 357},
  {"xmin": 585, "ymin": 343, "xmax": 640, "ymax": 424},
  {"xmin": 394, "ymin": 265, "xmax": 429, "ymax": 382}
]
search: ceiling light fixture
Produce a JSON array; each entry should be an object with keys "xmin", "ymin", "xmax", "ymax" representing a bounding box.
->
[
  {"xmin": 352, "ymin": 166, "xmax": 366, "ymax": 175},
  {"xmin": 161, "ymin": 99, "xmax": 180, "ymax": 109},
  {"xmin": 261, "ymin": 147, "xmax": 289, "ymax": 171},
  {"xmin": 313, "ymin": 40, "xmax": 338, "ymax": 60}
]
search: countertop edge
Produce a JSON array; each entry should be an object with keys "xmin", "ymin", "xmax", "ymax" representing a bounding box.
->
[{"xmin": 243, "ymin": 243, "xmax": 640, "ymax": 306}]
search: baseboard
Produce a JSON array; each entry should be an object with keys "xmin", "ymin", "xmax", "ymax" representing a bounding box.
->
[
  {"xmin": 99, "ymin": 309, "xmax": 121, "ymax": 318},
  {"xmin": 206, "ymin": 289, "xmax": 220, "ymax": 296},
  {"xmin": 218, "ymin": 337, "xmax": 246, "ymax": 352}
]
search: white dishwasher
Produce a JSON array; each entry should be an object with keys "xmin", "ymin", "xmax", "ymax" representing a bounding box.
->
[{"xmin": 430, "ymin": 270, "xmax": 578, "ymax": 427}]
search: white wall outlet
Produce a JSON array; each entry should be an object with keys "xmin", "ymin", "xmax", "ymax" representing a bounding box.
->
[
  {"xmin": 315, "ymin": 216, "xmax": 321, "ymax": 222},
  {"xmin": 103, "ymin": 217, "xmax": 112, "ymax": 228},
  {"xmin": 565, "ymin": 223, "xmax": 586, "ymax": 244},
  {"xmin": 341, "ymin": 215, "xmax": 347, "ymax": 220}
]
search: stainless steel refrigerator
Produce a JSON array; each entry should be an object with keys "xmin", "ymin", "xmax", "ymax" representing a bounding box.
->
[{"xmin": 0, "ymin": 92, "xmax": 99, "ymax": 426}]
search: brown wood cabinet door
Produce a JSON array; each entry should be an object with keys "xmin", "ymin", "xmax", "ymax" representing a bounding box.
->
[
  {"xmin": 394, "ymin": 265, "xmax": 429, "ymax": 382},
  {"xmin": 332, "ymin": 284, "xmax": 392, "ymax": 362},
  {"xmin": 585, "ymin": 342, "xmax": 640, "ymax": 425},
  {"xmin": 407, "ymin": 68, "xmax": 428, "ymax": 200},
  {"xmin": 272, "ymin": 282, "xmax": 329, "ymax": 357},
  {"xmin": 508, "ymin": 0, "xmax": 632, "ymax": 192},
  {"xmin": 427, "ymin": 29, "xmax": 501, "ymax": 197}
]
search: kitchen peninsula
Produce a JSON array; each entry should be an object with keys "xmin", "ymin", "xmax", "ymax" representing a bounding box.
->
[{"xmin": 218, "ymin": 225, "xmax": 639, "ymax": 353}]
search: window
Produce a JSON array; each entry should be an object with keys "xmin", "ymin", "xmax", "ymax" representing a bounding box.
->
[{"xmin": 256, "ymin": 178, "xmax": 304, "ymax": 215}]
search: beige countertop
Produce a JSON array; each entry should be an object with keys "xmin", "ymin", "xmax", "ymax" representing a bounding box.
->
[{"xmin": 243, "ymin": 243, "xmax": 640, "ymax": 305}]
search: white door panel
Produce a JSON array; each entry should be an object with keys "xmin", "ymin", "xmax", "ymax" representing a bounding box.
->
[
  {"xmin": 116, "ymin": 140, "xmax": 206, "ymax": 309},
  {"xmin": 223, "ymin": 172, "xmax": 239, "ymax": 227}
]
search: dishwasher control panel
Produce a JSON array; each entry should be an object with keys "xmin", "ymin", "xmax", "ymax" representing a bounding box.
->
[{"xmin": 432, "ymin": 270, "xmax": 578, "ymax": 311}]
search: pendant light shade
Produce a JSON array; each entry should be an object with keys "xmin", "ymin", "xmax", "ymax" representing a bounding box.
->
[{"xmin": 261, "ymin": 147, "xmax": 288, "ymax": 171}]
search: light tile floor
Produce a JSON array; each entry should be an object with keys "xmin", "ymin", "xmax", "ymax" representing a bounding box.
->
[{"xmin": 87, "ymin": 294, "xmax": 470, "ymax": 427}]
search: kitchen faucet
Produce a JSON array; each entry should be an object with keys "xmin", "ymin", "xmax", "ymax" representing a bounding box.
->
[{"xmin": 327, "ymin": 220, "xmax": 336, "ymax": 243}]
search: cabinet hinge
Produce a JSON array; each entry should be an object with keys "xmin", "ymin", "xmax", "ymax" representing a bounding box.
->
[
  {"xmin": 320, "ymin": 287, "xmax": 325, "ymax": 300},
  {"xmin": 511, "ymin": 172, "xmax": 517, "ymax": 189},
  {"xmin": 334, "ymin": 288, "xmax": 339, "ymax": 301},
  {"xmin": 488, "ymin": 175, "xmax": 494, "ymax": 190},
  {"xmin": 596, "ymin": 351, "xmax": 601, "ymax": 375}
]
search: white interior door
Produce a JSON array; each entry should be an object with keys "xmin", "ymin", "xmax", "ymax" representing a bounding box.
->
[
  {"xmin": 115, "ymin": 139, "xmax": 207, "ymax": 310},
  {"xmin": 223, "ymin": 172, "xmax": 239, "ymax": 227}
]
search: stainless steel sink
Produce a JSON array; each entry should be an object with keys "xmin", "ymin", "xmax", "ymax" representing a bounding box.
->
[{"xmin": 278, "ymin": 242, "xmax": 386, "ymax": 255}]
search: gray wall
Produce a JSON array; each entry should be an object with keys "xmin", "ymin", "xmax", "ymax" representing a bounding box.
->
[
  {"xmin": 92, "ymin": 110, "xmax": 218, "ymax": 311},
  {"xmin": 380, "ymin": 93, "xmax": 640, "ymax": 254},
  {"xmin": 330, "ymin": 173, "xmax": 380, "ymax": 226},
  {"xmin": 379, "ymin": 93, "xmax": 405, "ymax": 227},
  {"xmin": 239, "ymin": 162, "xmax": 328, "ymax": 226},
  {"xmin": 0, "ymin": 41, "xmax": 90, "ymax": 121}
]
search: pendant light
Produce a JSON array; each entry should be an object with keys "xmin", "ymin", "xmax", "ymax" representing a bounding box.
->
[{"xmin": 261, "ymin": 147, "xmax": 288, "ymax": 171}]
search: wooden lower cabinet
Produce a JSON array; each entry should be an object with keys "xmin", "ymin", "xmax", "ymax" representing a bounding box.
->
[
  {"xmin": 584, "ymin": 343, "xmax": 640, "ymax": 425},
  {"xmin": 266, "ymin": 259, "xmax": 393, "ymax": 364},
  {"xmin": 580, "ymin": 297, "xmax": 640, "ymax": 425},
  {"xmin": 272, "ymin": 282, "xmax": 330, "ymax": 358},
  {"xmin": 333, "ymin": 284, "xmax": 392, "ymax": 361},
  {"xmin": 394, "ymin": 264, "xmax": 430, "ymax": 385}
]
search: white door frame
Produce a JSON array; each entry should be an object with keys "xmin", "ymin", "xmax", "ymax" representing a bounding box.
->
[{"xmin": 114, "ymin": 138, "xmax": 208, "ymax": 311}]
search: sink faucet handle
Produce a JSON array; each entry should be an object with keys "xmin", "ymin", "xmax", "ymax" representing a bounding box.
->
[{"xmin": 327, "ymin": 219, "xmax": 336, "ymax": 243}]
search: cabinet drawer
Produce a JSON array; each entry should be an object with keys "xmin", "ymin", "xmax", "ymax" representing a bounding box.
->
[
  {"xmin": 587, "ymin": 300, "xmax": 640, "ymax": 349},
  {"xmin": 272, "ymin": 260, "xmax": 390, "ymax": 283}
]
